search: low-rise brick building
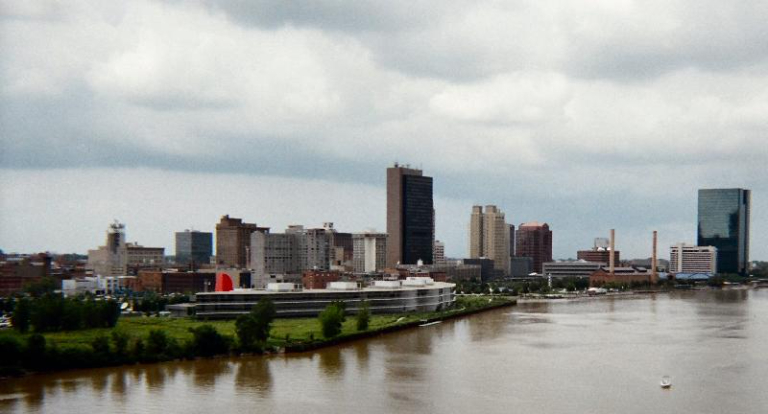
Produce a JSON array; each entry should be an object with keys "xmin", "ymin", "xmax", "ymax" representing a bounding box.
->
[
  {"xmin": 589, "ymin": 266, "xmax": 657, "ymax": 287},
  {"xmin": 134, "ymin": 270, "xmax": 216, "ymax": 294},
  {"xmin": 0, "ymin": 253, "xmax": 52, "ymax": 296},
  {"xmin": 302, "ymin": 270, "xmax": 341, "ymax": 290}
]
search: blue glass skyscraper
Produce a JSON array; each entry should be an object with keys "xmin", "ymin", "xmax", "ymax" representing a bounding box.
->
[{"xmin": 697, "ymin": 188, "xmax": 751, "ymax": 275}]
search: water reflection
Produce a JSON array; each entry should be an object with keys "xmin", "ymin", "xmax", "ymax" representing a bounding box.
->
[
  {"xmin": 193, "ymin": 359, "xmax": 232, "ymax": 388},
  {"xmin": 59, "ymin": 378, "xmax": 80, "ymax": 394},
  {"xmin": 144, "ymin": 365, "xmax": 167, "ymax": 391},
  {"xmin": 110, "ymin": 372, "xmax": 128, "ymax": 405},
  {"xmin": 234, "ymin": 358, "xmax": 272, "ymax": 397},
  {"xmin": 23, "ymin": 385, "xmax": 44, "ymax": 412},
  {"xmin": 467, "ymin": 307, "xmax": 511, "ymax": 342},
  {"xmin": 352, "ymin": 341, "xmax": 370, "ymax": 373},
  {"xmin": 317, "ymin": 347, "xmax": 344, "ymax": 378},
  {"xmin": 90, "ymin": 370, "xmax": 109, "ymax": 394},
  {"xmin": 0, "ymin": 396, "xmax": 20, "ymax": 413}
]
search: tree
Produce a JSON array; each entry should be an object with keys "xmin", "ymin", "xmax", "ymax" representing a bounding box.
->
[
  {"xmin": 61, "ymin": 299, "xmax": 83, "ymax": 330},
  {"xmin": 101, "ymin": 299, "xmax": 121, "ymax": 328},
  {"xmin": 12, "ymin": 297, "xmax": 31, "ymax": 333},
  {"xmin": 25, "ymin": 277, "xmax": 58, "ymax": 297},
  {"xmin": 235, "ymin": 314, "xmax": 259, "ymax": 351},
  {"xmin": 356, "ymin": 301, "xmax": 370, "ymax": 331},
  {"xmin": 319, "ymin": 301, "xmax": 346, "ymax": 338},
  {"xmin": 235, "ymin": 298, "xmax": 276, "ymax": 351},
  {"xmin": 82, "ymin": 299, "xmax": 102, "ymax": 328},
  {"xmin": 251, "ymin": 298, "xmax": 276, "ymax": 342},
  {"xmin": 30, "ymin": 295, "xmax": 64, "ymax": 332}
]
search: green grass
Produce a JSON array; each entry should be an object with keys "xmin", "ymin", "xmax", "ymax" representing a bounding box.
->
[{"xmin": 0, "ymin": 295, "xmax": 514, "ymax": 350}]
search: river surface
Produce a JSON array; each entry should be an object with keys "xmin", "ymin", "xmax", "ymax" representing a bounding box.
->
[{"xmin": 2, "ymin": 289, "xmax": 767, "ymax": 414}]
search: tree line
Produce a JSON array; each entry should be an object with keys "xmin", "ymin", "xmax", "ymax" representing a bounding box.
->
[
  {"xmin": 454, "ymin": 277, "xmax": 591, "ymax": 295},
  {"xmin": 0, "ymin": 324, "xmax": 231, "ymax": 376},
  {"xmin": 11, "ymin": 296, "xmax": 120, "ymax": 333}
]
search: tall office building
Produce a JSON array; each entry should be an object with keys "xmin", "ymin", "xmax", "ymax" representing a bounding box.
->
[
  {"xmin": 386, "ymin": 164, "xmax": 434, "ymax": 267},
  {"xmin": 353, "ymin": 231, "xmax": 388, "ymax": 273},
  {"xmin": 87, "ymin": 221, "xmax": 165, "ymax": 276},
  {"xmin": 515, "ymin": 222, "xmax": 552, "ymax": 274},
  {"xmin": 433, "ymin": 240, "xmax": 446, "ymax": 264},
  {"xmin": 469, "ymin": 205, "xmax": 510, "ymax": 274},
  {"xmin": 216, "ymin": 215, "xmax": 269, "ymax": 268},
  {"xmin": 251, "ymin": 224, "xmax": 339, "ymax": 286},
  {"xmin": 324, "ymin": 222, "xmax": 353, "ymax": 269},
  {"xmin": 697, "ymin": 189, "xmax": 751, "ymax": 275},
  {"xmin": 175, "ymin": 230, "xmax": 213, "ymax": 265}
]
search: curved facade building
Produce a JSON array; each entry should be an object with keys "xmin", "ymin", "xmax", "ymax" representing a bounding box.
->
[{"xmin": 195, "ymin": 280, "xmax": 455, "ymax": 319}]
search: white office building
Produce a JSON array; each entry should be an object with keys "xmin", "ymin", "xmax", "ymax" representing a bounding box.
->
[{"xmin": 670, "ymin": 244, "xmax": 717, "ymax": 274}]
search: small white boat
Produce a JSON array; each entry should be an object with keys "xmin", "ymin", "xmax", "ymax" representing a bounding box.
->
[
  {"xmin": 419, "ymin": 321, "xmax": 442, "ymax": 327},
  {"xmin": 660, "ymin": 376, "xmax": 672, "ymax": 389}
]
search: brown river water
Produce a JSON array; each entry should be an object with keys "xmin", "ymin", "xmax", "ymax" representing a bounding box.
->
[{"xmin": 2, "ymin": 289, "xmax": 767, "ymax": 414}]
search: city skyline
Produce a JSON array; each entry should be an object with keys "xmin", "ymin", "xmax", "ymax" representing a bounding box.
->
[
  {"xmin": 0, "ymin": 174, "xmax": 760, "ymax": 262},
  {"xmin": 1, "ymin": 1, "xmax": 767, "ymax": 261}
]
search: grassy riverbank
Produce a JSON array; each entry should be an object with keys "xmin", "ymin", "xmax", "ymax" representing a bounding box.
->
[{"xmin": 0, "ymin": 295, "xmax": 514, "ymax": 375}]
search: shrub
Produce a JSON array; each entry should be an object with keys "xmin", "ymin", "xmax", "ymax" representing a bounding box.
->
[
  {"xmin": 143, "ymin": 329, "xmax": 170, "ymax": 361},
  {"xmin": 24, "ymin": 333, "xmax": 47, "ymax": 369},
  {"xmin": 189, "ymin": 325, "xmax": 230, "ymax": 357},
  {"xmin": 90, "ymin": 335, "xmax": 111, "ymax": 365},
  {"xmin": 319, "ymin": 301, "xmax": 346, "ymax": 338},
  {"xmin": 132, "ymin": 338, "xmax": 146, "ymax": 362},
  {"xmin": 56, "ymin": 345, "xmax": 92, "ymax": 370},
  {"xmin": 111, "ymin": 330, "xmax": 130, "ymax": 357},
  {"xmin": 0, "ymin": 336, "xmax": 23, "ymax": 369},
  {"xmin": 355, "ymin": 301, "xmax": 370, "ymax": 331}
]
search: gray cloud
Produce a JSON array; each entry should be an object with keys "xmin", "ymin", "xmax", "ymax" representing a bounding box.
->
[{"xmin": 1, "ymin": 0, "xmax": 767, "ymax": 259}]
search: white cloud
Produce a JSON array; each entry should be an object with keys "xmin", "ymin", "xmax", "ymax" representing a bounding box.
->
[{"xmin": 429, "ymin": 72, "xmax": 570, "ymax": 124}]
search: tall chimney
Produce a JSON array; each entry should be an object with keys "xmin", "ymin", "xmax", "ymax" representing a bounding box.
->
[
  {"xmin": 652, "ymin": 230, "xmax": 658, "ymax": 282},
  {"xmin": 609, "ymin": 229, "xmax": 615, "ymax": 276}
]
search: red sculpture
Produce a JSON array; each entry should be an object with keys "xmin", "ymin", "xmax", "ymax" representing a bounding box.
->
[{"xmin": 215, "ymin": 272, "xmax": 234, "ymax": 292}]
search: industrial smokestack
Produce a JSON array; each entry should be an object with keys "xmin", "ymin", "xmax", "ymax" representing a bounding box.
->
[
  {"xmin": 609, "ymin": 229, "xmax": 615, "ymax": 276},
  {"xmin": 652, "ymin": 231, "xmax": 658, "ymax": 281}
]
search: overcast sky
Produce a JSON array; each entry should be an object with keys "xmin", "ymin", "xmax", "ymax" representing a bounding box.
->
[{"xmin": 1, "ymin": 0, "xmax": 766, "ymax": 261}]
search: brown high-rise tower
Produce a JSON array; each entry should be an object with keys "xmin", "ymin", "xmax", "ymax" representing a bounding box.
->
[
  {"xmin": 386, "ymin": 164, "xmax": 434, "ymax": 267},
  {"xmin": 215, "ymin": 215, "xmax": 269, "ymax": 268},
  {"xmin": 515, "ymin": 222, "xmax": 552, "ymax": 274}
]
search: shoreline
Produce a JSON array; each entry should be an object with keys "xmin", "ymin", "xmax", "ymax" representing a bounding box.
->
[
  {"xmin": 282, "ymin": 297, "xmax": 516, "ymax": 354},
  {"xmin": 0, "ymin": 296, "xmax": 516, "ymax": 378}
]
